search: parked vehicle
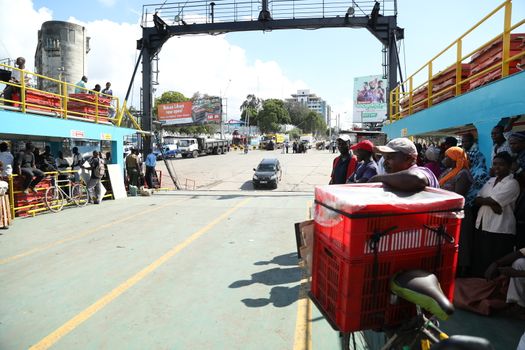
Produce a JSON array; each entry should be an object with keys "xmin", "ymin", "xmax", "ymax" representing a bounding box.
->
[
  {"xmin": 158, "ymin": 144, "xmax": 179, "ymax": 159},
  {"xmin": 178, "ymin": 137, "xmax": 230, "ymax": 158},
  {"xmin": 300, "ymin": 134, "xmax": 314, "ymax": 149},
  {"xmin": 252, "ymin": 158, "xmax": 282, "ymax": 189}
]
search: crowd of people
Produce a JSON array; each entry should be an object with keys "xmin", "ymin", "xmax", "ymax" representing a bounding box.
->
[
  {"xmin": 0, "ymin": 142, "xmax": 109, "ymax": 203},
  {"xmin": 330, "ymin": 116, "xmax": 525, "ymax": 319}
]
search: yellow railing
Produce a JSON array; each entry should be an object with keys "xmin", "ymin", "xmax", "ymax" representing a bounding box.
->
[
  {"xmin": 0, "ymin": 63, "xmax": 140, "ymax": 129},
  {"xmin": 389, "ymin": 0, "xmax": 525, "ymax": 122},
  {"xmin": 5, "ymin": 170, "xmax": 114, "ymax": 217}
]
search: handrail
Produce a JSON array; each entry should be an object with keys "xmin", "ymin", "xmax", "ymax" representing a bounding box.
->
[
  {"xmin": 0, "ymin": 63, "xmax": 138, "ymax": 129},
  {"xmin": 4, "ymin": 170, "xmax": 114, "ymax": 217},
  {"xmin": 389, "ymin": 0, "xmax": 524, "ymax": 122}
]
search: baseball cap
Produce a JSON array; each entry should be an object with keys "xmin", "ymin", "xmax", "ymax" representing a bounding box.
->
[
  {"xmin": 374, "ymin": 138, "xmax": 418, "ymax": 156},
  {"xmin": 337, "ymin": 134, "xmax": 351, "ymax": 142},
  {"xmin": 510, "ymin": 131, "xmax": 525, "ymax": 141},
  {"xmin": 351, "ymin": 140, "xmax": 374, "ymax": 152}
]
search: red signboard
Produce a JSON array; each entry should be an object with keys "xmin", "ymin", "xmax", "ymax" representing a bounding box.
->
[
  {"xmin": 158, "ymin": 102, "xmax": 193, "ymax": 124},
  {"xmin": 206, "ymin": 113, "xmax": 221, "ymax": 122}
]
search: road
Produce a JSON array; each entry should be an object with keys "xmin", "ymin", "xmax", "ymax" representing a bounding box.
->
[
  {"xmin": 156, "ymin": 147, "xmax": 336, "ymax": 191},
  {"xmin": 0, "ymin": 148, "xmax": 348, "ymax": 350}
]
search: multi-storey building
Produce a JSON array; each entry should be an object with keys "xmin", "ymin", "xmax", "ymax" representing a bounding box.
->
[{"xmin": 286, "ymin": 89, "xmax": 331, "ymax": 124}]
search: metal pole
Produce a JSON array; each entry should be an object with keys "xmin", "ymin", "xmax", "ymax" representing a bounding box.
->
[
  {"xmin": 142, "ymin": 48, "xmax": 153, "ymax": 155},
  {"xmin": 388, "ymin": 26, "xmax": 399, "ymax": 117}
]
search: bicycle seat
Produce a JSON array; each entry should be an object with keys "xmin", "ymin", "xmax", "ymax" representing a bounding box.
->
[
  {"xmin": 390, "ymin": 269, "xmax": 454, "ymax": 320},
  {"xmin": 430, "ymin": 335, "xmax": 494, "ymax": 350}
]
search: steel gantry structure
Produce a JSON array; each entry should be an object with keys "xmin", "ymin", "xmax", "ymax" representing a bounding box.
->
[{"xmin": 137, "ymin": 0, "xmax": 403, "ymax": 153}]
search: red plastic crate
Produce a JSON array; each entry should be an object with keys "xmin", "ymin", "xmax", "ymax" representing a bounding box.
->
[
  {"xmin": 69, "ymin": 93, "xmax": 111, "ymax": 106},
  {"xmin": 311, "ymin": 234, "xmax": 458, "ymax": 332},
  {"xmin": 314, "ymin": 184, "xmax": 464, "ymax": 259}
]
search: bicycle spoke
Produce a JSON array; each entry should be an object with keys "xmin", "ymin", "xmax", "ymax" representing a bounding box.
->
[
  {"xmin": 71, "ymin": 184, "xmax": 89, "ymax": 207},
  {"xmin": 45, "ymin": 187, "xmax": 65, "ymax": 212}
]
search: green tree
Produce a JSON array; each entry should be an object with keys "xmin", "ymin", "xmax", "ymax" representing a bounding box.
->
[
  {"xmin": 155, "ymin": 91, "xmax": 190, "ymax": 109},
  {"xmin": 240, "ymin": 94, "xmax": 263, "ymax": 126},
  {"xmin": 288, "ymin": 127, "xmax": 302, "ymax": 140},
  {"xmin": 284, "ymin": 101, "xmax": 310, "ymax": 127},
  {"xmin": 257, "ymin": 99, "xmax": 290, "ymax": 133},
  {"xmin": 303, "ymin": 111, "xmax": 327, "ymax": 136}
]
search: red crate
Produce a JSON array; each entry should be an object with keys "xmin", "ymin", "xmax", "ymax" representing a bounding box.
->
[
  {"xmin": 471, "ymin": 33, "xmax": 525, "ymax": 62},
  {"xmin": 69, "ymin": 93, "xmax": 111, "ymax": 106},
  {"xmin": 314, "ymin": 184, "xmax": 464, "ymax": 259},
  {"xmin": 310, "ymin": 234, "xmax": 458, "ymax": 332}
]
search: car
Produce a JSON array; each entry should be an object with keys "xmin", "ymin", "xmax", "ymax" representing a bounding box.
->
[{"xmin": 252, "ymin": 158, "xmax": 282, "ymax": 189}]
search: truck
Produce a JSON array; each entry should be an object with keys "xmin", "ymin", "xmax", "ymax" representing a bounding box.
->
[
  {"xmin": 158, "ymin": 144, "xmax": 179, "ymax": 159},
  {"xmin": 177, "ymin": 137, "xmax": 231, "ymax": 158}
]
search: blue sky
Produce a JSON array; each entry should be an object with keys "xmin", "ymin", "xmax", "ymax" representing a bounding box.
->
[{"xmin": 2, "ymin": 0, "xmax": 524, "ymax": 127}]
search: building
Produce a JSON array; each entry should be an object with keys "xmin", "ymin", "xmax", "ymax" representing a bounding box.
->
[
  {"xmin": 34, "ymin": 21, "xmax": 90, "ymax": 94},
  {"xmin": 286, "ymin": 89, "xmax": 331, "ymax": 124}
]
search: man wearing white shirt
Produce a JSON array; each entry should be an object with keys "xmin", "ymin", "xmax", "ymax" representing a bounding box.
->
[{"xmin": 0, "ymin": 142, "xmax": 13, "ymax": 177}]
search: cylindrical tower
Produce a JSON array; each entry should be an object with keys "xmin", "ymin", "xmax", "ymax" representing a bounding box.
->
[{"xmin": 35, "ymin": 21, "xmax": 90, "ymax": 94}]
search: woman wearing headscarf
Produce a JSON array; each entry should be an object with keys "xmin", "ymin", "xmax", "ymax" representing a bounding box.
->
[
  {"xmin": 439, "ymin": 146, "xmax": 474, "ymax": 276},
  {"xmin": 423, "ymin": 146, "xmax": 442, "ymax": 179},
  {"xmin": 439, "ymin": 146, "xmax": 473, "ymax": 196}
]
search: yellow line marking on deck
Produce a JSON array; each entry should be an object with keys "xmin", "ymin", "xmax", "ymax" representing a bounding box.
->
[
  {"xmin": 293, "ymin": 201, "xmax": 312, "ymax": 350},
  {"xmin": 0, "ymin": 198, "xmax": 188, "ymax": 265},
  {"xmin": 28, "ymin": 197, "xmax": 252, "ymax": 350}
]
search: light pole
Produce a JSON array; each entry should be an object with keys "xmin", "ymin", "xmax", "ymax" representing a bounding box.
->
[{"xmin": 220, "ymin": 79, "xmax": 232, "ymax": 139}]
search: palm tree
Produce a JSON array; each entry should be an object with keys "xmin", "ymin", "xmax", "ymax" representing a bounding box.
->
[{"xmin": 240, "ymin": 94, "xmax": 263, "ymax": 127}]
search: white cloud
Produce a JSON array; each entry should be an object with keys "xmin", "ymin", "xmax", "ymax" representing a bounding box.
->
[
  {"xmin": 0, "ymin": 1, "xmax": 308, "ymax": 120},
  {"xmin": 0, "ymin": 0, "xmax": 52, "ymax": 69}
]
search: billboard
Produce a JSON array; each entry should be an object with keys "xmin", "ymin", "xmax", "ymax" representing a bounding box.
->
[
  {"xmin": 192, "ymin": 96, "xmax": 222, "ymax": 124},
  {"xmin": 158, "ymin": 102, "xmax": 193, "ymax": 125},
  {"xmin": 353, "ymin": 75, "xmax": 387, "ymax": 123},
  {"xmin": 157, "ymin": 96, "xmax": 222, "ymax": 125}
]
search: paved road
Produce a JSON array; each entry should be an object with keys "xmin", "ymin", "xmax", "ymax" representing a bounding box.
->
[{"xmin": 156, "ymin": 148, "xmax": 336, "ymax": 192}]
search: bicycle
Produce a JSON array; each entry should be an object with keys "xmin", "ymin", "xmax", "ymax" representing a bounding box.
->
[
  {"xmin": 336, "ymin": 269, "xmax": 494, "ymax": 350},
  {"xmin": 44, "ymin": 176, "xmax": 89, "ymax": 212}
]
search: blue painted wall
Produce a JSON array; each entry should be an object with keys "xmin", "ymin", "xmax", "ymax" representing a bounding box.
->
[
  {"xmin": 383, "ymin": 71, "xmax": 525, "ymax": 165},
  {"xmin": 0, "ymin": 109, "xmax": 136, "ymax": 170}
]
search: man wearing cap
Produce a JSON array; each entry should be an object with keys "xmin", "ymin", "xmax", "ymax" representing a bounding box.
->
[
  {"xmin": 347, "ymin": 140, "xmax": 378, "ymax": 183},
  {"xmin": 329, "ymin": 134, "xmax": 357, "ymax": 185},
  {"xmin": 370, "ymin": 137, "xmax": 439, "ymax": 191}
]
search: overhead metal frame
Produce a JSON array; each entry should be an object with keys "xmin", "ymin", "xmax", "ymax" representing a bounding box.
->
[{"xmin": 137, "ymin": 0, "xmax": 403, "ymax": 153}]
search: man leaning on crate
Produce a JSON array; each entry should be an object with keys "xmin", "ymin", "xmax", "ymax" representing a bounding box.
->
[{"xmin": 370, "ymin": 138, "xmax": 440, "ymax": 191}]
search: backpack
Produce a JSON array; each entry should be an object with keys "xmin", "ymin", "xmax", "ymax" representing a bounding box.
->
[{"xmin": 93, "ymin": 158, "xmax": 105, "ymax": 178}]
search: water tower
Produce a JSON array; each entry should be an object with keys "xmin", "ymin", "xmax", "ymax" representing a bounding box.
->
[{"xmin": 34, "ymin": 21, "xmax": 90, "ymax": 94}]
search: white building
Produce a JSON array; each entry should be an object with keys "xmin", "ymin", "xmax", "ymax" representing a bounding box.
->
[{"xmin": 286, "ymin": 89, "xmax": 331, "ymax": 124}]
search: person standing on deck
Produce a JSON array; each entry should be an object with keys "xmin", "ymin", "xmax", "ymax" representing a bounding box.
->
[
  {"xmin": 370, "ymin": 138, "xmax": 440, "ymax": 191},
  {"xmin": 329, "ymin": 134, "xmax": 357, "ymax": 185},
  {"xmin": 74, "ymin": 76, "xmax": 88, "ymax": 93}
]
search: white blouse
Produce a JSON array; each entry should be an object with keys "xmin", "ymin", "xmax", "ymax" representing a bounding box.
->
[{"xmin": 476, "ymin": 174, "xmax": 520, "ymax": 234}]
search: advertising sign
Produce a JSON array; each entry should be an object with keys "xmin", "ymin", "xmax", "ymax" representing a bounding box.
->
[
  {"xmin": 192, "ymin": 96, "xmax": 222, "ymax": 124},
  {"xmin": 158, "ymin": 102, "xmax": 193, "ymax": 125},
  {"xmin": 353, "ymin": 75, "xmax": 387, "ymax": 123},
  {"xmin": 157, "ymin": 97, "xmax": 222, "ymax": 125}
]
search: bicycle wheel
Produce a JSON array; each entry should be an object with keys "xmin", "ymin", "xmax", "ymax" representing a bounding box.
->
[
  {"xmin": 45, "ymin": 186, "xmax": 65, "ymax": 212},
  {"xmin": 71, "ymin": 184, "xmax": 89, "ymax": 207}
]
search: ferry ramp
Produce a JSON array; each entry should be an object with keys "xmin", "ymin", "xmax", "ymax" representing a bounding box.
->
[{"xmin": 0, "ymin": 191, "xmax": 343, "ymax": 350}]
